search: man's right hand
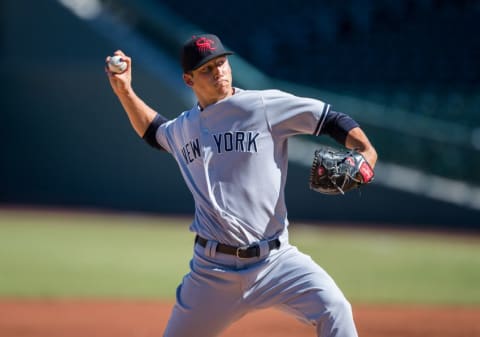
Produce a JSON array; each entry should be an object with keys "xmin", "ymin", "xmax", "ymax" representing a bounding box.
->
[{"xmin": 105, "ymin": 50, "xmax": 132, "ymax": 97}]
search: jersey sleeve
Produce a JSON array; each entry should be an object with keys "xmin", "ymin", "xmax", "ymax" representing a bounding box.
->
[
  {"xmin": 320, "ymin": 110, "xmax": 359, "ymax": 145},
  {"xmin": 143, "ymin": 114, "xmax": 168, "ymax": 151},
  {"xmin": 262, "ymin": 90, "xmax": 330, "ymax": 138},
  {"xmin": 142, "ymin": 113, "xmax": 175, "ymax": 153},
  {"xmin": 154, "ymin": 119, "xmax": 175, "ymax": 153}
]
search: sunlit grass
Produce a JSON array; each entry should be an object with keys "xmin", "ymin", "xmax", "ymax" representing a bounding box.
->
[{"xmin": 0, "ymin": 208, "xmax": 479, "ymax": 304}]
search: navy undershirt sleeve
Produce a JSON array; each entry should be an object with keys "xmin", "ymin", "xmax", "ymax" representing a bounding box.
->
[
  {"xmin": 142, "ymin": 114, "xmax": 168, "ymax": 150},
  {"xmin": 319, "ymin": 110, "xmax": 359, "ymax": 145}
]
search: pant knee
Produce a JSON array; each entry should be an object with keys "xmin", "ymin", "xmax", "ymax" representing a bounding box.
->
[
  {"xmin": 329, "ymin": 296, "xmax": 353, "ymax": 317},
  {"xmin": 312, "ymin": 295, "xmax": 354, "ymax": 326},
  {"xmin": 314, "ymin": 297, "xmax": 357, "ymax": 337}
]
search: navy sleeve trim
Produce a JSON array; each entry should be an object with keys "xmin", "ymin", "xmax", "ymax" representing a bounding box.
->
[
  {"xmin": 314, "ymin": 104, "xmax": 331, "ymax": 136},
  {"xmin": 319, "ymin": 110, "xmax": 359, "ymax": 145},
  {"xmin": 142, "ymin": 114, "xmax": 168, "ymax": 150}
]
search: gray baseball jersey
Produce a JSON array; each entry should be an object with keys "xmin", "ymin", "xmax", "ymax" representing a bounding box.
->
[
  {"xmin": 155, "ymin": 88, "xmax": 330, "ymax": 246},
  {"xmin": 153, "ymin": 88, "xmax": 358, "ymax": 337}
]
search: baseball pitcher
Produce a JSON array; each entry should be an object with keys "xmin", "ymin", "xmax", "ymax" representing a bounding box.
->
[{"xmin": 105, "ymin": 34, "xmax": 377, "ymax": 337}]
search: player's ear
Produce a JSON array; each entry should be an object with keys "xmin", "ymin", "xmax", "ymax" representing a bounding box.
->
[{"xmin": 183, "ymin": 73, "xmax": 194, "ymax": 87}]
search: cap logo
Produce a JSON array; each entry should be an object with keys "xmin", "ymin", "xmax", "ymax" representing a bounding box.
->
[{"xmin": 195, "ymin": 37, "xmax": 216, "ymax": 52}]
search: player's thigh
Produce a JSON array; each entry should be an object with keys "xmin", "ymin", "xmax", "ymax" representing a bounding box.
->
[
  {"xmin": 163, "ymin": 262, "xmax": 245, "ymax": 337},
  {"xmin": 273, "ymin": 252, "xmax": 358, "ymax": 337},
  {"xmin": 257, "ymin": 246, "xmax": 350, "ymax": 318},
  {"xmin": 279, "ymin": 249, "xmax": 350, "ymax": 322}
]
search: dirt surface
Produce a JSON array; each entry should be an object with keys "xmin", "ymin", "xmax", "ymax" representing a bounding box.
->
[{"xmin": 0, "ymin": 300, "xmax": 479, "ymax": 337}]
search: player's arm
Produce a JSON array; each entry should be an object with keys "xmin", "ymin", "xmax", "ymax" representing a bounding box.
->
[
  {"xmin": 106, "ymin": 50, "xmax": 158, "ymax": 137},
  {"xmin": 320, "ymin": 110, "xmax": 377, "ymax": 168},
  {"xmin": 344, "ymin": 127, "xmax": 377, "ymax": 169}
]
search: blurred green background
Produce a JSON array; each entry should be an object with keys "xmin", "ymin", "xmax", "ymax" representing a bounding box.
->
[
  {"xmin": 1, "ymin": 0, "xmax": 480, "ymax": 309},
  {"xmin": 1, "ymin": 209, "xmax": 479, "ymax": 304},
  {"xmin": 1, "ymin": 0, "xmax": 480, "ymax": 228}
]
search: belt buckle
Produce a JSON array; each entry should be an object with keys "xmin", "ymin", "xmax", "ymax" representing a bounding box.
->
[{"xmin": 236, "ymin": 245, "xmax": 251, "ymax": 259}]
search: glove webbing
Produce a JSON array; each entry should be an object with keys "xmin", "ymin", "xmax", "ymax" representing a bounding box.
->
[{"xmin": 329, "ymin": 158, "xmax": 362, "ymax": 195}]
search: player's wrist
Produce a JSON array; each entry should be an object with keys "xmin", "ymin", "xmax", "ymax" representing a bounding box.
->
[
  {"xmin": 360, "ymin": 148, "xmax": 378, "ymax": 169},
  {"xmin": 114, "ymin": 85, "xmax": 134, "ymax": 98}
]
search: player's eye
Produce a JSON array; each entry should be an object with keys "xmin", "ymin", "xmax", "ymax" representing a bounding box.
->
[
  {"xmin": 217, "ymin": 58, "xmax": 227, "ymax": 67},
  {"xmin": 199, "ymin": 66, "xmax": 211, "ymax": 73}
]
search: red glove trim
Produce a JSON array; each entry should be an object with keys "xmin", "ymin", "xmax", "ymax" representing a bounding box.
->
[{"xmin": 359, "ymin": 161, "xmax": 374, "ymax": 183}]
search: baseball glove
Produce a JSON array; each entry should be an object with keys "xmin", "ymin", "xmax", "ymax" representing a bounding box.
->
[{"xmin": 309, "ymin": 147, "xmax": 375, "ymax": 195}]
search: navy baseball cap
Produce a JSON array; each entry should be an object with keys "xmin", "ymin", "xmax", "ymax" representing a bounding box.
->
[{"xmin": 181, "ymin": 34, "xmax": 233, "ymax": 73}]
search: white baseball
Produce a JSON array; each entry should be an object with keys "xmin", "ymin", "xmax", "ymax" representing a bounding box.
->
[{"xmin": 108, "ymin": 55, "xmax": 127, "ymax": 73}]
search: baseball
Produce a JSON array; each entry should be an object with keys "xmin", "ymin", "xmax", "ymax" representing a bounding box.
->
[{"xmin": 108, "ymin": 55, "xmax": 127, "ymax": 73}]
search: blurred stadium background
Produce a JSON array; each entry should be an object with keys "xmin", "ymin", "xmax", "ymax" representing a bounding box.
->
[{"xmin": 1, "ymin": 0, "xmax": 480, "ymax": 230}]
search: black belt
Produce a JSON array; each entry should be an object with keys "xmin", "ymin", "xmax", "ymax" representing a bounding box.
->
[{"xmin": 195, "ymin": 235, "xmax": 281, "ymax": 258}]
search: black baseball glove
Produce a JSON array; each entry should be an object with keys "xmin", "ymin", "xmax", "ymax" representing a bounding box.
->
[{"xmin": 309, "ymin": 146, "xmax": 375, "ymax": 195}]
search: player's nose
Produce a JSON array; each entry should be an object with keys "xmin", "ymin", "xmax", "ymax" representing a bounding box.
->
[{"xmin": 212, "ymin": 69, "xmax": 223, "ymax": 81}]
